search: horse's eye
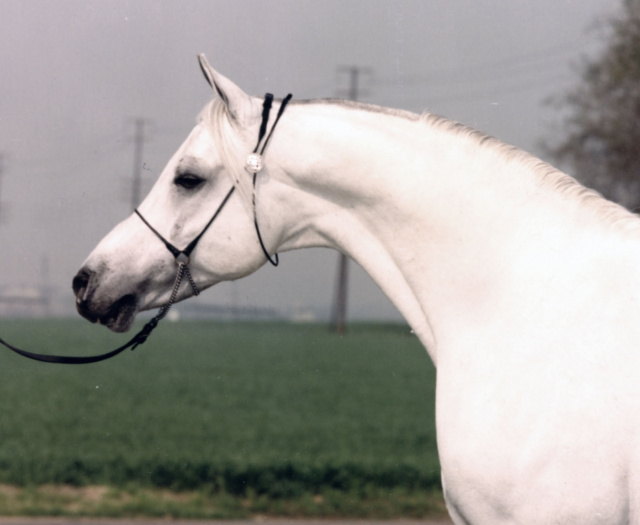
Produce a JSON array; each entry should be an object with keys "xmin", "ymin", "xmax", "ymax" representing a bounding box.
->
[{"xmin": 174, "ymin": 173, "xmax": 204, "ymax": 190}]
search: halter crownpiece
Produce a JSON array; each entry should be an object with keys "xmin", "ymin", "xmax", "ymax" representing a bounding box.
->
[{"xmin": 248, "ymin": 93, "xmax": 293, "ymax": 267}]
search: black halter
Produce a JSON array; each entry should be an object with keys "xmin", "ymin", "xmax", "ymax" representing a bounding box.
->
[
  {"xmin": 0, "ymin": 93, "xmax": 292, "ymax": 364},
  {"xmin": 135, "ymin": 92, "xmax": 292, "ymax": 270}
]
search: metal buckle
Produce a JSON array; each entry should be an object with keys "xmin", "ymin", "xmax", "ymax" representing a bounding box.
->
[{"xmin": 245, "ymin": 153, "xmax": 264, "ymax": 173}]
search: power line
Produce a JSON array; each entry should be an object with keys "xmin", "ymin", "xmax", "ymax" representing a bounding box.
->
[
  {"xmin": 375, "ymin": 40, "xmax": 586, "ymax": 89},
  {"xmin": 389, "ymin": 70, "xmax": 575, "ymax": 109}
]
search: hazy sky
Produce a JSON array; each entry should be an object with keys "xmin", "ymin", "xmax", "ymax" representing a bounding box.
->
[{"xmin": 0, "ymin": 0, "xmax": 618, "ymax": 322}]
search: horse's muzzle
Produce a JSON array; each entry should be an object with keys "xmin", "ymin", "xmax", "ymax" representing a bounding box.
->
[{"xmin": 72, "ymin": 267, "xmax": 139, "ymax": 332}]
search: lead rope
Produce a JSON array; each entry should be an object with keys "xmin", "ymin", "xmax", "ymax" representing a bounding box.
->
[
  {"xmin": 128, "ymin": 261, "xmax": 198, "ymax": 351},
  {"xmin": 0, "ymin": 260, "xmax": 195, "ymax": 363},
  {"xmin": 146, "ymin": 262, "xmax": 199, "ymax": 327}
]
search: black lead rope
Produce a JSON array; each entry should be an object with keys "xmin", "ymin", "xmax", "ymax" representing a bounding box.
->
[
  {"xmin": 0, "ymin": 262, "xmax": 190, "ymax": 364},
  {"xmin": 0, "ymin": 92, "xmax": 292, "ymax": 364}
]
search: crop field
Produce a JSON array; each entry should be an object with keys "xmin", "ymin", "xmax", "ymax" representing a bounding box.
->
[{"xmin": 0, "ymin": 319, "xmax": 442, "ymax": 518}]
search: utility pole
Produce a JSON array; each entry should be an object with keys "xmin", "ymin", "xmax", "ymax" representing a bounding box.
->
[
  {"xmin": 130, "ymin": 118, "xmax": 151, "ymax": 211},
  {"xmin": 0, "ymin": 153, "xmax": 5, "ymax": 223},
  {"xmin": 41, "ymin": 255, "xmax": 51, "ymax": 316},
  {"xmin": 330, "ymin": 66, "xmax": 372, "ymax": 334},
  {"xmin": 0, "ymin": 154, "xmax": 3, "ymax": 210}
]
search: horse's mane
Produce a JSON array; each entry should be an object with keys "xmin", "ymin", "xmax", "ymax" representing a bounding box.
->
[{"xmin": 417, "ymin": 111, "xmax": 640, "ymax": 232}]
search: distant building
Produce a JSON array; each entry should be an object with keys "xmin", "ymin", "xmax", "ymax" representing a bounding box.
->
[{"xmin": 0, "ymin": 285, "xmax": 51, "ymax": 317}]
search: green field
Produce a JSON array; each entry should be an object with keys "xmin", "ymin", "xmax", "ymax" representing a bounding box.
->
[{"xmin": 0, "ymin": 319, "xmax": 443, "ymax": 518}]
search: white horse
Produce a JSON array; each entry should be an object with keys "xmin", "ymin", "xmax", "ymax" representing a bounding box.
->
[{"xmin": 73, "ymin": 54, "xmax": 640, "ymax": 524}]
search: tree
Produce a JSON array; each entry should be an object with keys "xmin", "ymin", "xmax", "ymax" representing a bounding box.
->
[{"xmin": 546, "ymin": 0, "xmax": 640, "ymax": 210}]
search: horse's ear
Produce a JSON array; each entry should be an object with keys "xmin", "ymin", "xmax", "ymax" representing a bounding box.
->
[{"xmin": 197, "ymin": 54, "xmax": 253, "ymax": 123}]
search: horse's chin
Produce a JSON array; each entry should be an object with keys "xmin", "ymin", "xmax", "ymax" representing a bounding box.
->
[
  {"xmin": 96, "ymin": 294, "xmax": 140, "ymax": 333},
  {"xmin": 102, "ymin": 295, "xmax": 139, "ymax": 332}
]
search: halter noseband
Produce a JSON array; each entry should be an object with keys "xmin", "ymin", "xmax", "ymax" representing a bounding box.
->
[{"xmin": 0, "ymin": 93, "xmax": 292, "ymax": 364}]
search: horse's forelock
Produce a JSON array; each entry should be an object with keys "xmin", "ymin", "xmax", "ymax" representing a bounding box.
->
[{"xmin": 199, "ymin": 99, "xmax": 255, "ymax": 206}]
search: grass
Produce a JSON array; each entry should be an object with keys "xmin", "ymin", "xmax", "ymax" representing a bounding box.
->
[{"xmin": 0, "ymin": 319, "xmax": 444, "ymax": 518}]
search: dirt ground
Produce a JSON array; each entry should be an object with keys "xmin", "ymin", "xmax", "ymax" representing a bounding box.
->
[{"xmin": 0, "ymin": 519, "xmax": 454, "ymax": 525}]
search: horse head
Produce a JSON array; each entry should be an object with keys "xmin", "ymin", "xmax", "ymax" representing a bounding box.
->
[{"xmin": 72, "ymin": 56, "xmax": 291, "ymax": 332}]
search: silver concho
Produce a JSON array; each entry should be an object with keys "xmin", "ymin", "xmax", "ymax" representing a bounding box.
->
[{"xmin": 245, "ymin": 153, "xmax": 264, "ymax": 174}]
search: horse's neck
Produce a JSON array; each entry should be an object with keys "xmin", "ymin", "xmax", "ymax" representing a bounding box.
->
[
  {"xmin": 274, "ymin": 103, "xmax": 632, "ymax": 358},
  {"xmin": 279, "ymin": 102, "xmax": 555, "ymax": 237}
]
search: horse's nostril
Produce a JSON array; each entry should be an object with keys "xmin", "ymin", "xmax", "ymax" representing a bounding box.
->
[
  {"xmin": 72, "ymin": 268, "xmax": 100, "ymax": 323},
  {"xmin": 72, "ymin": 268, "xmax": 94, "ymax": 302}
]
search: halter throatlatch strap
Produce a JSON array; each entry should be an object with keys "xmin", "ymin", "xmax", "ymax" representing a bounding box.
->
[{"xmin": 0, "ymin": 92, "xmax": 292, "ymax": 364}]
